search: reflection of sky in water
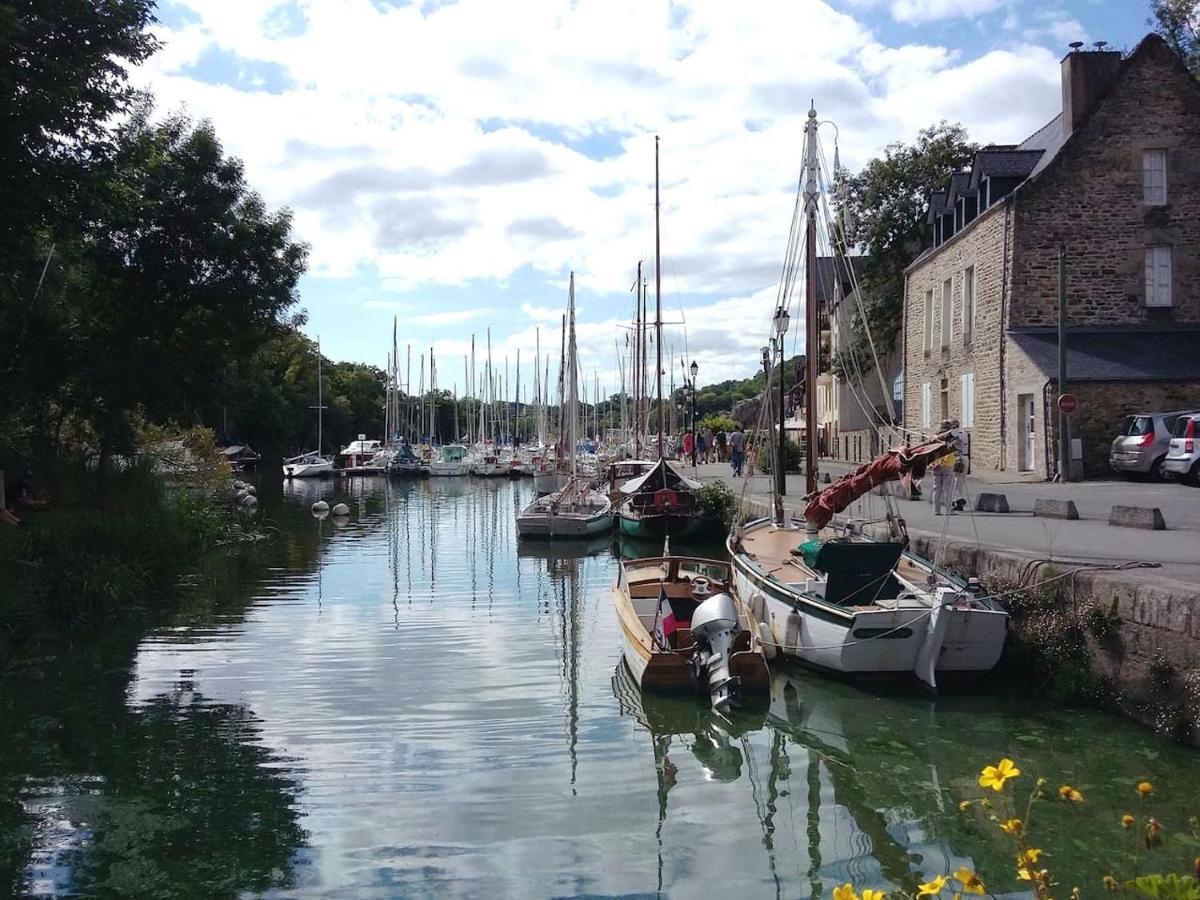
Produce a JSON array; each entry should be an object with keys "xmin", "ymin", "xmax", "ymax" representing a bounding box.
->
[{"xmin": 70, "ymin": 476, "xmax": 1191, "ymax": 898}]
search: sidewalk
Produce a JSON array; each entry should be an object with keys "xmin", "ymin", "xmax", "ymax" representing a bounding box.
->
[{"xmin": 688, "ymin": 459, "xmax": 1200, "ymax": 584}]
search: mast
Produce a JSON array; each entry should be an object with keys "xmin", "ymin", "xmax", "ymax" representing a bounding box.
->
[
  {"xmin": 633, "ymin": 260, "xmax": 643, "ymax": 458},
  {"xmin": 406, "ymin": 344, "xmax": 411, "ymax": 440},
  {"xmin": 567, "ymin": 272, "xmax": 578, "ymax": 478},
  {"xmin": 316, "ymin": 338, "xmax": 324, "ymax": 456},
  {"xmin": 803, "ymin": 105, "xmax": 820, "ymax": 497},
  {"xmin": 654, "ymin": 135, "xmax": 664, "ymax": 460}
]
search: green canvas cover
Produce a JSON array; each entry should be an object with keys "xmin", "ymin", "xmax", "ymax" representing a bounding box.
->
[
  {"xmin": 799, "ymin": 539, "xmax": 825, "ymax": 568},
  {"xmin": 812, "ymin": 541, "xmax": 905, "ymax": 606}
]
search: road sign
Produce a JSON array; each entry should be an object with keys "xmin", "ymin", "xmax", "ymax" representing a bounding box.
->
[{"xmin": 1057, "ymin": 393, "xmax": 1078, "ymax": 415}]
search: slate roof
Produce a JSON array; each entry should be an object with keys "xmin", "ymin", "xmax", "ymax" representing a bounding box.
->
[
  {"xmin": 926, "ymin": 190, "xmax": 947, "ymax": 224},
  {"xmin": 1009, "ymin": 328, "xmax": 1200, "ymax": 381},
  {"xmin": 969, "ymin": 148, "xmax": 1045, "ymax": 189},
  {"xmin": 945, "ymin": 171, "xmax": 975, "ymax": 205}
]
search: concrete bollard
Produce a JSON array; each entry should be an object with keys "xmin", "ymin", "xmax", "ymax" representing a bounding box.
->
[
  {"xmin": 821, "ymin": 472, "xmax": 832, "ymax": 484},
  {"xmin": 1034, "ymin": 498, "xmax": 1079, "ymax": 520},
  {"xmin": 1108, "ymin": 505, "xmax": 1166, "ymax": 530},
  {"xmin": 974, "ymin": 492, "xmax": 1010, "ymax": 513},
  {"xmin": 331, "ymin": 502, "xmax": 350, "ymax": 517}
]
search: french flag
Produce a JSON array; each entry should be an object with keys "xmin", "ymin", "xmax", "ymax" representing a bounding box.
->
[{"xmin": 653, "ymin": 584, "xmax": 676, "ymax": 650}]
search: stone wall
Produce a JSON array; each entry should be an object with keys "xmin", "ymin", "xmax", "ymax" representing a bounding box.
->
[
  {"xmin": 1012, "ymin": 37, "xmax": 1200, "ymax": 328},
  {"xmin": 904, "ymin": 203, "xmax": 1012, "ymax": 470}
]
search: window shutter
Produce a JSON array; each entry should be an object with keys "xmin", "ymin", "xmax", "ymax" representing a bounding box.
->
[
  {"xmin": 1156, "ymin": 248, "xmax": 1172, "ymax": 306},
  {"xmin": 960, "ymin": 373, "xmax": 975, "ymax": 427},
  {"xmin": 922, "ymin": 382, "xmax": 932, "ymax": 428}
]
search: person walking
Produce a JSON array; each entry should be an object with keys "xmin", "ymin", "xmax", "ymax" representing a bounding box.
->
[
  {"xmin": 683, "ymin": 430, "xmax": 694, "ymax": 464},
  {"xmin": 930, "ymin": 420, "xmax": 956, "ymax": 516},
  {"xmin": 696, "ymin": 430, "xmax": 707, "ymax": 465},
  {"xmin": 715, "ymin": 428, "xmax": 727, "ymax": 462},
  {"xmin": 728, "ymin": 427, "xmax": 746, "ymax": 476}
]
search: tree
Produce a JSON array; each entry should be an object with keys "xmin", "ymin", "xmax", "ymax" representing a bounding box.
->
[
  {"xmin": 837, "ymin": 122, "xmax": 977, "ymax": 369},
  {"xmin": 1149, "ymin": 0, "xmax": 1200, "ymax": 75}
]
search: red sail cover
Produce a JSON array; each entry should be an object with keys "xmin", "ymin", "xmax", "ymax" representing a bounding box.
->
[{"xmin": 803, "ymin": 439, "xmax": 952, "ymax": 529}]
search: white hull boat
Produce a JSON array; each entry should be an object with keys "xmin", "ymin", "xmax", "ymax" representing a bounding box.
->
[
  {"xmin": 429, "ymin": 444, "xmax": 469, "ymax": 477},
  {"xmin": 283, "ymin": 452, "xmax": 333, "ymax": 479},
  {"xmin": 516, "ymin": 481, "xmax": 612, "ymax": 538}
]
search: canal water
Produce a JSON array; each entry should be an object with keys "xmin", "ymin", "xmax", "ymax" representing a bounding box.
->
[{"xmin": 2, "ymin": 477, "xmax": 1198, "ymax": 898}]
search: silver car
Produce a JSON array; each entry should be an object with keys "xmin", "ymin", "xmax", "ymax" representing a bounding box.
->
[
  {"xmin": 1109, "ymin": 410, "xmax": 1200, "ymax": 480},
  {"xmin": 1163, "ymin": 414, "xmax": 1200, "ymax": 486}
]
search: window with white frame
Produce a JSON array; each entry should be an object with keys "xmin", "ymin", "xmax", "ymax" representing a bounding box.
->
[
  {"xmin": 1143, "ymin": 149, "xmax": 1167, "ymax": 206},
  {"xmin": 921, "ymin": 382, "xmax": 932, "ymax": 429},
  {"xmin": 923, "ymin": 290, "xmax": 934, "ymax": 352},
  {"xmin": 962, "ymin": 266, "xmax": 975, "ymax": 344},
  {"xmin": 940, "ymin": 278, "xmax": 952, "ymax": 349},
  {"xmin": 1145, "ymin": 246, "xmax": 1172, "ymax": 307},
  {"xmin": 960, "ymin": 372, "xmax": 975, "ymax": 427}
]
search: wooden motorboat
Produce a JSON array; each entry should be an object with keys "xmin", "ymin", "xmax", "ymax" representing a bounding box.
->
[{"xmin": 612, "ymin": 555, "xmax": 769, "ymax": 713}]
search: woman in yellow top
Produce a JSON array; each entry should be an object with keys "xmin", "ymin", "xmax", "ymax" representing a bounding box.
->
[{"xmin": 931, "ymin": 421, "xmax": 957, "ymax": 516}]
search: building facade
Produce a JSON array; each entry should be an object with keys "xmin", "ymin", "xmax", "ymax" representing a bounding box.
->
[{"xmin": 903, "ymin": 35, "xmax": 1200, "ymax": 478}]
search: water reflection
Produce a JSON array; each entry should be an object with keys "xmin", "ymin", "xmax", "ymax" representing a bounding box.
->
[{"xmin": 2, "ymin": 478, "xmax": 1198, "ymax": 897}]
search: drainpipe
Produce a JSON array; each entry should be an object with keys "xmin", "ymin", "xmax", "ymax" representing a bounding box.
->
[
  {"xmin": 998, "ymin": 196, "xmax": 1012, "ymax": 471},
  {"xmin": 901, "ymin": 270, "xmax": 909, "ymax": 445}
]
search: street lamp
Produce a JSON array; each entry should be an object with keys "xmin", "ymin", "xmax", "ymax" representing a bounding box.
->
[
  {"xmin": 774, "ymin": 307, "xmax": 790, "ymax": 497},
  {"xmin": 689, "ymin": 359, "xmax": 699, "ymax": 467}
]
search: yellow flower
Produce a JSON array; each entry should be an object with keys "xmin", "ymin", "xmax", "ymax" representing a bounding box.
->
[
  {"xmin": 1018, "ymin": 867, "xmax": 1049, "ymax": 884},
  {"xmin": 917, "ymin": 874, "xmax": 948, "ymax": 897},
  {"xmin": 979, "ymin": 758, "xmax": 1021, "ymax": 791},
  {"xmin": 1137, "ymin": 781, "xmax": 1154, "ymax": 796},
  {"xmin": 833, "ymin": 884, "xmax": 859, "ymax": 900},
  {"xmin": 953, "ymin": 867, "xmax": 986, "ymax": 896},
  {"xmin": 1059, "ymin": 785, "xmax": 1084, "ymax": 802},
  {"xmin": 1121, "ymin": 814, "xmax": 1135, "ymax": 827},
  {"xmin": 1103, "ymin": 875, "xmax": 1119, "ymax": 892},
  {"xmin": 1017, "ymin": 848, "xmax": 1044, "ymax": 867},
  {"xmin": 958, "ymin": 800, "xmax": 972, "ymax": 812},
  {"xmin": 862, "ymin": 891, "xmax": 887, "ymax": 900},
  {"xmin": 978, "ymin": 798, "xmax": 991, "ymax": 809},
  {"xmin": 999, "ymin": 817, "xmax": 1023, "ymax": 834}
]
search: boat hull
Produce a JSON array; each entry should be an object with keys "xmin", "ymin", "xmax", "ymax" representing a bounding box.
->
[
  {"xmin": 283, "ymin": 460, "xmax": 333, "ymax": 479},
  {"xmin": 617, "ymin": 511, "xmax": 699, "ymax": 539},
  {"xmin": 429, "ymin": 461, "xmax": 468, "ymax": 476},
  {"xmin": 516, "ymin": 511, "xmax": 612, "ymax": 539}
]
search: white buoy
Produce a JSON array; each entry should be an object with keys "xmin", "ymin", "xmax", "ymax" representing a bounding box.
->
[
  {"xmin": 235, "ymin": 490, "xmax": 249, "ymax": 504},
  {"xmin": 242, "ymin": 495, "xmax": 258, "ymax": 509},
  {"xmin": 245, "ymin": 484, "xmax": 257, "ymax": 496},
  {"xmin": 331, "ymin": 502, "xmax": 350, "ymax": 517},
  {"xmin": 312, "ymin": 500, "xmax": 330, "ymax": 514}
]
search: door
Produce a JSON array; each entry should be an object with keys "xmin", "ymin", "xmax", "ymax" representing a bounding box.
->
[{"xmin": 1018, "ymin": 394, "xmax": 1035, "ymax": 471}]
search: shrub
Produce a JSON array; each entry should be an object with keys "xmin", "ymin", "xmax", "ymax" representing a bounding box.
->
[
  {"xmin": 757, "ymin": 438, "xmax": 804, "ymax": 475},
  {"xmin": 695, "ymin": 482, "xmax": 737, "ymax": 531}
]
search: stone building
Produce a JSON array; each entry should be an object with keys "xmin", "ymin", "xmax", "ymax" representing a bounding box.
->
[{"xmin": 902, "ymin": 34, "xmax": 1200, "ymax": 478}]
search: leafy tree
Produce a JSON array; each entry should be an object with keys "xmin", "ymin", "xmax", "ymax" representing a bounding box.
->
[
  {"xmin": 1149, "ymin": 0, "xmax": 1200, "ymax": 75},
  {"xmin": 838, "ymin": 122, "xmax": 977, "ymax": 368}
]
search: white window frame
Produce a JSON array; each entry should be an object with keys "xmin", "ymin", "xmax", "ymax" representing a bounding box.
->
[
  {"xmin": 940, "ymin": 278, "xmax": 952, "ymax": 349},
  {"xmin": 1145, "ymin": 246, "xmax": 1172, "ymax": 307},
  {"xmin": 962, "ymin": 266, "xmax": 975, "ymax": 345},
  {"xmin": 921, "ymin": 382, "xmax": 932, "ymax": 429},
  {"xmin": 1143, "ymin": 149, "xmax": 1167, "ymax": 206},
  {"xmin": 960, "ymin": 372, "xmax": 976, "ymax": 427},
  {"xmin": 923, "ymin": 290, "xmax": 934, "ymax": 353}
]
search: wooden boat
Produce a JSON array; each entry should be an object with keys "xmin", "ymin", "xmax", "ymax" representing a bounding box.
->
[
  {"xmin": 616, "ymin": 457, "xmax": 701, "ymax": 538},
  {"xmin": 612, "ymin": 555, "xmax": 769, "ymax": 713}
]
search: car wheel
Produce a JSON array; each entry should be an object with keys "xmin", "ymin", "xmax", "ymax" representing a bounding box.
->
[
  {"xmin": 1189, "ymin": 460, "xmax": 1200, "ymax": 487},
  {"xmin": 1151, "ymin": 455, "xmax": 1168, "ymax": 482}
]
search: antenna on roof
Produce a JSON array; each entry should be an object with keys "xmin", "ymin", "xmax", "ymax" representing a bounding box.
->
[
  {"xmin": 1093, "ymin": 40, "xmax": 1108, "ymax": 50},
  {"xmin": 1068, "ymin": 41, "xmax": 1084, "ymax": 52}
]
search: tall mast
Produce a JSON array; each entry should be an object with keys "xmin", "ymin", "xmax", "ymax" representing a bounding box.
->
[
  {"xmin": 567, "ymin": 272, "xmax": 578, "ymax": 478},
  {"xmin": 803, "ymin": 105, "xmax": 820, "ymax": 496},
  {"xmin": 654, "ymin": 135, "xmax": 664, "ymax": 460},
  {"xmin": 316, "ymin": 337, "xmax": 324, "ymax": 455},
  {"xmin": 633, "ymin": 260, "xmax": 643, "ymax": 458},
  {"xmin": 406, "ymin": 344, "xmax": 411, "ymax": 440},
  {"xmin": 470, "ymin": 335, "xmax": 476, "ymax": 444}
]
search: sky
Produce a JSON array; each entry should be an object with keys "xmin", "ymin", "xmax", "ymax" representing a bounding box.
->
[{"xmin": 135, "ymin": 0, "xmax": 1148, "ymax": 396}]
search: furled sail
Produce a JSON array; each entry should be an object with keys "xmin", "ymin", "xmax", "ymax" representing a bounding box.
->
[{"xmin": 803, "ymin": 439, "xmax": 952, "ymax": 529}]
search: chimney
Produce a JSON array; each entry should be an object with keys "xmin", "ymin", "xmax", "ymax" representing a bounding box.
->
[{"xmin": 1061, "ymin": 45, "xmax": 1122, "ymax": 137}]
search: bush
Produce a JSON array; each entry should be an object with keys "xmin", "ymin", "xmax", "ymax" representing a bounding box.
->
[
  {"xmin": 696, "ymin": 415, "xmax": 738, "ymax": 434},
  {"xmin": 756, "ymin": 438, "xmax": 804, "ymax": 475},
  {"xmin": 695, "ymin": 482, "xmax": 737, "ymax": 531}
]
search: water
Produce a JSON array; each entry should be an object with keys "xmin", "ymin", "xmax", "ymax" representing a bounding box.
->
[{"xmin": 2, "ymin": 477, "xmax": 1198, "ymax": 898}]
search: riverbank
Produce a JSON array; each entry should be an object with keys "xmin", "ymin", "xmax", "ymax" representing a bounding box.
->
[{"xmin": 702, "ymin": 462, "xmax": 1200, "ymax": 744}]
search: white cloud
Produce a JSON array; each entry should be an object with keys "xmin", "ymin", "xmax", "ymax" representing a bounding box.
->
[
  {"xmin": 132, "ymin": 0, "xmax": 1070, "ymax": 384},
  {"xmin": 890, "ymin": 0, "xmax": 1007, "ymax": 25}
]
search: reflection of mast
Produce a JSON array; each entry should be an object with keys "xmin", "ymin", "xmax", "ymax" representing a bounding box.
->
[
  {"xmin": 566, "ymin": 555, "xmax": 580, "ymax": 790},
  {"xmin": 742, "ymin": 732, "xmax": 783, "ymax": 899},
  {"xmin": 651, "ymin": 731, "xmax": 677, "ymax": 894}
]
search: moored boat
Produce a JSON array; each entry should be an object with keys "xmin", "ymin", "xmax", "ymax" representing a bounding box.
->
[
  {"xmin": 616, "ymin": 457, "xmax": 701, "ymax": 538},
  {"xmin": 612, "ymin": 555, "xmax": 769, "ymax": 713},
  {"xmin": 429, "ymin": 443, "xmax": 469, "ymax": 476}
]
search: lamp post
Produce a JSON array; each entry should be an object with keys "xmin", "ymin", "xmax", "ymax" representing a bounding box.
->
[
  {"xmin": 761, "ymin": 343, "xmax": 771, "ymax": 480},
  {"xmin": 774, "ymin": 306, "xmax": 790, "ymax": 498},
  {"xmin": 689, "ymin": 359, "xmax": 698, "ymax": 467}
]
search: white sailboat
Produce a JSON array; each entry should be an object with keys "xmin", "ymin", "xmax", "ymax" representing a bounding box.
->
[
  {"xmin": 429, "ymin": 443, "xmax": 469, "ymax": 476},
  {"xmin": 517, "ymin": 273, "xmax": 612, "ymax": 539},
  {"xmin": 283, "ymin": 339, "xmax": 334, "ymax": 479},
  {"xmin": 726, "ymin": 104, "xmax": 1007, "ymax": 689}
]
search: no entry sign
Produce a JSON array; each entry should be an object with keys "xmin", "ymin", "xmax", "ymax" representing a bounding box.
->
[{"xmin": 1057, "ymin": 393, "xmax": 1078, "ymax": 415}]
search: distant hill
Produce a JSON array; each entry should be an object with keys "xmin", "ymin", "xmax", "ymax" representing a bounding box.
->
[{"xmin": 682, "ymin": 355, "xmax": 803, "ymax": 420}]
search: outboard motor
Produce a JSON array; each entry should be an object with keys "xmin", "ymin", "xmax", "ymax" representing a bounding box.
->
[{"xmin": 690, "ymin": 592, "xmax": 741, "ymax": 714}]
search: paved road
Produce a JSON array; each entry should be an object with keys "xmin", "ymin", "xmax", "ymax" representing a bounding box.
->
[{"xmin": 686, "ymin": 459, "xmax": 1200, "ymax": 583}]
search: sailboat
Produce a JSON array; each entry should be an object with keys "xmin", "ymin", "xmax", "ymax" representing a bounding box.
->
[
  {"xmin": 726, "ymin": 104, "xmax": 1007, "ymax": 689},
  {"xmin": 516, "ymin": 273, "xmax": 612, "ymax": 539},
  {"xmin": 616, "ymin": 139, "xmax": 702, "ymax": 539},
  {"xmin": 282, "ymin": 339, "xmax": 334, "ymax": 479}
]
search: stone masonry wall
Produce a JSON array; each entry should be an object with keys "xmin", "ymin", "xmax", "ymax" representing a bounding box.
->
[
  {"xmin": 1012, "ymin": 37, "xmax": 1200, "ymax": 327},
  {"xmin": 904, "ymin": 204, "xmax": 1012, "ymax": 471}
]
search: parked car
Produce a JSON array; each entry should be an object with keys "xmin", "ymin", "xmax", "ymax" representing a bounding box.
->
[
  {"xmin": 1163, "ymin": 413, "xmax": 1200, "ymax": 486},
  {"xmin": 1109, "ymin": 410, "xmax": 1200, "ymax": 481}
]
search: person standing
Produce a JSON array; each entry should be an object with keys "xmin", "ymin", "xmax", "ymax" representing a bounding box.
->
[
  {"xmin": 696, "ymin": 430, "xmax": 707, "ymax": 464},
  {"xmin": 728, "ymin": 427, "xmax": 746, "ymax": 476},
  {"xmin": 930, "ymin": 420, "xmax": 956, "ymax": 516},
  {"xmin": 683, "ymin": 430, "xmax": 694, "ymax": 464},
  {"xmin": 715, "ymin": 429, "xmax": 727, "ymax": 462}
]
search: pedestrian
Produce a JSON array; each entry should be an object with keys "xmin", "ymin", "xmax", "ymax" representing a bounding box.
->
[
  {"xmin": 696, "ymin": 430, "xmax": 707, "ymax": 464},
  {"xmin": 683, "ymin": 430, "xmax": 694, "ymax": 463},
  {"xmin": 716, "ymin": 428, "xmax": 728, "ymax": 462},
  {"xmin": 729, "ymin": 427, "xmax": 746, "ymax": 476},
  {"xmin": 931, "ymin": 420, "xmax": 956, "ymax": 516}
]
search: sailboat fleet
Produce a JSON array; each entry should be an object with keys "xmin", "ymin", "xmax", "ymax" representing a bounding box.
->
[{"xmin": 280, "ymin": 112, "xmax": 1010, "ymax": 705}]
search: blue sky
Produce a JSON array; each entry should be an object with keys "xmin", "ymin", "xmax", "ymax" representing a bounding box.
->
[{"xmin": 139, "ymin": 0, "xmax": 1151, "ymax": 393}]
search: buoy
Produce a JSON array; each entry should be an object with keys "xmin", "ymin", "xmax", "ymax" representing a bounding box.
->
[
  {"xmin": 242, "ymin": 495, "xmax": 258, "ymax": 509},
  {"xmin": 245, "ymin": 484, "xmax": 257, "ymax": 496},
  {"xmin": 235, "ymin": 490, "xmax": 248, "ymax": 504},
  {"xmin": 331, "ymin": 502, "xmax": 350, "ymax": 517},
  {"xmin": 312, "ymin": 500, "xmax": 330, "ymax": 514}
]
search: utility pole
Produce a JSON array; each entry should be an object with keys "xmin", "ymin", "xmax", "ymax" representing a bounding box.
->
[{"xmin": 1057, "ymin": 244, "xmax": 1071, "ymax": 482}]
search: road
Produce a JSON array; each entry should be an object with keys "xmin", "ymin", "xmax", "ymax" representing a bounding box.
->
[{"xmin": 687, "ymin": 459, "xmax": 1200, "ymax": 583}]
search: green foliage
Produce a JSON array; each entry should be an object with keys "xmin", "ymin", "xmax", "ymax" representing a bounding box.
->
[
  {"xmin": 678, "ymin": 355, "xmax": 802, "ymax": 420},
  {"xmin": 839, "ymin": 122, "xmax": 977, "ymax": 365},
  {"xmin": 757, "ymin": 438, "xmax": 804, "ymax": 475},
  {"xmin": 1125, "ymin": 874, "xmax": 1200, "ymax": 900},
  {"xmin": 1149, "ymin": 0, "xmax": 1200, "ymax": 75},
  {"xmin": 695, "ymin": 482, "xmax": 737, "ymax": 530},
  {"xmin": 697, "ymin": 415, "xmax": 738, "ymax": 434}
]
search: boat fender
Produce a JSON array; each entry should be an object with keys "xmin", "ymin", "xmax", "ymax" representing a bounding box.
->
[
  {"xmin": 758, "ymin": 621, "xmax": 776, "ymax": 660},
  {"xmin": 653, "ymin": 488, "xmax": 679, "ymax": 512},
  {"xmin": 331, "ymin": 502, "xmax": 350, "ymax": 517},
  {"xmin": 245, "ymin": 485, "xmax": 257, "ymax": 496},
  {"xmin": 312, "ymin": 500, "xmax": 330, "ymax": 514}
]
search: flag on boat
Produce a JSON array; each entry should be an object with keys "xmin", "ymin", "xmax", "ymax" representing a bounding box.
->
[{"xmin": 652, "ymin": 584, "xmax": 676, "ymax": 650}]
